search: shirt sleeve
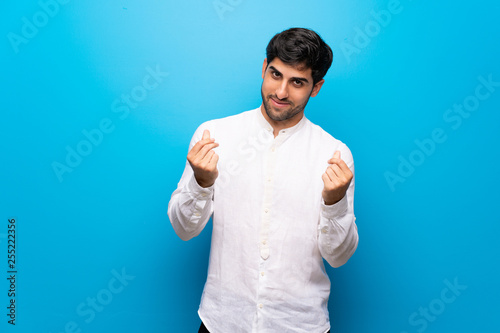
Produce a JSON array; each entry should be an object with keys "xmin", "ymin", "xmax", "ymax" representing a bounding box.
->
[
  {"xmin": 167, "ymin": 123, "xmax": 215, "ymax": 241},
  {"xmin": 317, "ymin": 144, "xmax": 359, "ymax": 268}
]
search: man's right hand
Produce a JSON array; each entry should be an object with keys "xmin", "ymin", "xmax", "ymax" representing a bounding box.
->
[{"xmin": 187, "ymin": 129, "xmax": 219, "ymax": 188}]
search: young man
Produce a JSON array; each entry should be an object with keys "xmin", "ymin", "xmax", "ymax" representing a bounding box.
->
[{"xmin": 168, "ymin": 28, "xmax": 358, "ymax": 333}]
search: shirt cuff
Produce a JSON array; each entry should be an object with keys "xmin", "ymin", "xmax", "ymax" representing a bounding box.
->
[
  {"xmin": 320, "ymin": 194, "xmax": 348, "ymax": 219},
  {"xmin": 187, "ymin": 175, "xmax": 214, "ymax": 199}
]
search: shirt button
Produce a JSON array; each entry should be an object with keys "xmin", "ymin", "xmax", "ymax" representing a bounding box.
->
[
  {"xmin": 321, "ymin": 226, "xmax": 328, "ymax": 234},
  {"xmin": 261, "ymin": 271, "xmax": 265, "ymax": 276},
  {"xmin": 264, "ymin": 209, "xmax": 269, "ymax": 213},
  {"xmin": 201, "ymin": 193, "xmax": 207, "ymax": 197},
  {"xmin": 262, "ymin": 240, "xmax": 267, "ymax": 245},
  {"xmin": 271, "ymin": 147, "xmax": 275, "ymax": 152},
  {"xmin": 258, "ymin": 303, "xmax": 263, "ymax": 309},
  {"xmin": 194, "ymin": 212, "xmax": 201, "ymax": 217}
]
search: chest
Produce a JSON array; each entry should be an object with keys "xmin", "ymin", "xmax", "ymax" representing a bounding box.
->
[{"xmin": 214, "ymin": 132, "xmax": 330, "ymax": 208}]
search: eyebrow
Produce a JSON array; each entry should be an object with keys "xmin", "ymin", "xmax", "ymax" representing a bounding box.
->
[{"xmin": 269, "ymin": 65, "xmax": 310, "ymax": 84}]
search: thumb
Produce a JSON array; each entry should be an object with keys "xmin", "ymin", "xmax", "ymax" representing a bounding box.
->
[
  {"xmin": 333, "ymin": 150, "xmax": 341, "ymax": 159},
  {"xmin": 202, "ymin": 129, "xmax": 210, "ymax": 140}
]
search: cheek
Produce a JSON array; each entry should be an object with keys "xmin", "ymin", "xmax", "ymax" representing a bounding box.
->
[
  {"xmin": 291, "ymin": 91, "xmax": 309, "ymax": 105},
  {"xmin": 261, "ymin": 79, "xmax": 274, "ymax": 95}
]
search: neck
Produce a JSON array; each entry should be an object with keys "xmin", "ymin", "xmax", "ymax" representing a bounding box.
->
[{"xmin": 260, "ymin": 104, "xmax": 304, "ymax": 137}]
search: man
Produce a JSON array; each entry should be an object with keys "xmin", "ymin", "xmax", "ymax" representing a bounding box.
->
[{"xmin": 168, "ymin": 27, "xmax": 358, "ymax": 333}]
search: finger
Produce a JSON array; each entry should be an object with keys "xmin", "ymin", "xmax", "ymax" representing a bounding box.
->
[
  {"xmin": 327, "ymin": 157, "xmax": 341, "ymax": 164},
  {"xmin": 321, "ymin": 172, "xmax": 329, "ymax": 185},
  {"xmin": 195, "ymin": 143, "xmax": 219, "ymax": 161},
  {"xmin": 330, "ymin": 164, "xmax": 347, "ymax": 184},
  {"xmin": 208, "ymin": 152, "xmax": 219, "ymax": 168},
  {"xmin": 328, "ymin": 157, "xmax": 352, "ymax": 177},
  {"xmin": 336, "ymin": 159, "xmax": 352, "ymax": 176},
  {"xmin": 191, "ymin": 138, "xmax": 217, "ymax": 155},
  {"xmin": 200, "ymin": 150, "xmax": 216, "ymax": 168},
  {"xmin": 329, "ymin": 164, "xmax": 346, "ymax": 181},
  {"xmin": 327, "ymin": 150, "xmax": 343, "ymax": 164},
  {"xmin": 325, "ymin": 168, "xmax": 340, "ymax": 186},
  {"xmin": 190, "ymin": 142, "xmax": 218, "ymax": 163},
  {"xmin": 327, "ymin": 156, "xmax": 351, "ymax": 174},
  {"xmin": 202, "ymin": 129, "xmax": 210, "ymax": 140}
]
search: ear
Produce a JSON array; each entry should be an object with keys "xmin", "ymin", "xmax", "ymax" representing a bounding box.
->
[
  {"xmin": 262, "ymin": 58, "xmax": 268, "ymax": 79},
  {"xmin": 310, "ymin": 79, "xmax": 325, "ymax": 97}
]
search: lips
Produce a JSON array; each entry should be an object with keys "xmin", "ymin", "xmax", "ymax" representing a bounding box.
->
[{"xmin": 270, "ymin": 96, "xmax": 290, "ymax": 108}]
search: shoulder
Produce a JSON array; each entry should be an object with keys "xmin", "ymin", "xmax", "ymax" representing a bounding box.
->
[
  {"xmin": 197, "ymin": 109, "xmax": 254, "ymax": 130},
  {"xmin": 189, "ymin": 109, "xmax": 256, "ymax": 146}
]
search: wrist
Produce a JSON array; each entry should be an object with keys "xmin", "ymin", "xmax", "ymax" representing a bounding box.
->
[
  {"xmin": 195, "ymin": 176, "xmax": 214, "ymax": 188},
  {"xmin": 322, "ymin": 193, "xmax": 342, "ymax": 206},
  {"xmin": 323, "ymin": 197, "xmax": 340, "ymax": 206}
]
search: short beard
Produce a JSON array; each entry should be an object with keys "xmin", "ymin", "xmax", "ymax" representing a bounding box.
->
[{"xmin": 261, "ymin": 85, "xmax": 311, "ymax": 122}]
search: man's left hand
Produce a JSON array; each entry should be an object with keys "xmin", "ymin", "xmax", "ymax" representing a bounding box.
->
[{"xmin": 321, "ymin": 150, "xmax": 353, "ymax": 206}]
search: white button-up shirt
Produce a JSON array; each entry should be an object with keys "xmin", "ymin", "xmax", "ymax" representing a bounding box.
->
[{"xmin": 168, "ymin": 107, "xmax": 358, "ymax": 333}]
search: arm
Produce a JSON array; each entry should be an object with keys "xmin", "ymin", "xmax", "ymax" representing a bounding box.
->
[
  {"xmin": 167, "ymin": 128, "xmax": 219, "ymax": 241},
  {"xmin": 318, "ymin": 147, "xmax": 359, "ymax": 267}
]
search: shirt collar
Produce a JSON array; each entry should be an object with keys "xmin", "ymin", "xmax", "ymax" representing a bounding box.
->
[{"xmin": 254, "ymin": 106, "xmax": 307, "ymax": 137}]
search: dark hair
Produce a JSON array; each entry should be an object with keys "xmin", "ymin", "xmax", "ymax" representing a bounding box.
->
[{"xmin": 266, "ymin": 28, "xmax": 333, "ymax": 85}]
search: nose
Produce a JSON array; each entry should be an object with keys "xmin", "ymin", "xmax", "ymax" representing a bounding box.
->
[{"xmin": 275, "ymin": 81, "xmax": 289, "ymax": 100}]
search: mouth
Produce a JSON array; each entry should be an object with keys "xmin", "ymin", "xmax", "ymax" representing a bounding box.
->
[{"xmin": 269, "ymin": 96, "xmax": 290, "ymax": 108}]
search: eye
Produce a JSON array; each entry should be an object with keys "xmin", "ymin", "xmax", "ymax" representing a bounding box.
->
[
  {"xmin": 293, "ymin": 79, "xmax": 303, "ymax": 87},
  {"xmin": 271, "ymin": 71, "xmax": 281, "ymax": 78}
]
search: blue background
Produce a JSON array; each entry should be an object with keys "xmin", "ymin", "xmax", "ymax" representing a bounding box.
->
[{"xmin": 2, "ymin": 0, "xmax": 500, "ymax": 332}]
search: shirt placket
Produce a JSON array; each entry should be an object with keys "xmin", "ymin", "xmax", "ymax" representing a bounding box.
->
[
  {"xmin": 254, "ymin": 132, "xmax": 286, "ymax": 332},
  {"xmin": 259, "ymin": 142, "xmax": 276, "ymax": 260}
]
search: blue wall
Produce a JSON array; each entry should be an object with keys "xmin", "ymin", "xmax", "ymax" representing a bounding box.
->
[{"xmin": 2, "ymin": 1, "xmax": 499, "ymax": 332}]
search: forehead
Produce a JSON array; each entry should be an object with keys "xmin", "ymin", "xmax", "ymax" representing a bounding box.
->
[{"xmin": 268, "ymin": 58, "xmax": 312, "ymax": 80}]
